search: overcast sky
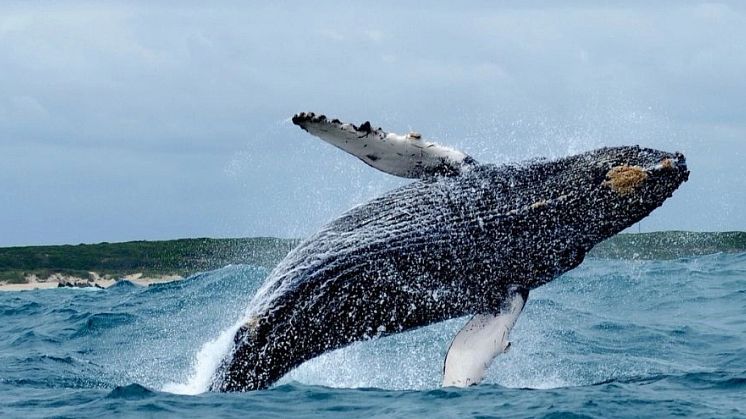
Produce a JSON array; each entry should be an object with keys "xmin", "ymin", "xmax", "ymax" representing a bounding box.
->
[{"xmin": 1, "ymin": 1, "xmax": 744, "ymax": 246}]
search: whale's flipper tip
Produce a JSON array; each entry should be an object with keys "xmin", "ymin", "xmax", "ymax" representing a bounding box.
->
[{"xmin": 292, "ymin": 111, "xmax": 475, "ymax": 179}]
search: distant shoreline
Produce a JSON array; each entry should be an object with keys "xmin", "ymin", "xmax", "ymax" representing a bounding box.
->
[
  {"xmin": 1, "ymin": 232, "xmax": 745, "ymax": 292},
  {"xmin": 0, "ymin": 273, "xmax": 183, "ymax": 292},
  {"xmin": 0, "ymin": 237, "xmax": 299, "ymax": 291}
]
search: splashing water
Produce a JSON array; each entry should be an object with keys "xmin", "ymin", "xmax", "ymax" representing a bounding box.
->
[{"xmin": 162, "ymin": 321, "xmax": 243, "ymax": 395}]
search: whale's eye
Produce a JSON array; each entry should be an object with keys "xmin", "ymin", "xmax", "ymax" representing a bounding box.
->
[{"xmin": 602, "ymin": 165, "xmax": 648, "ymax": 196}]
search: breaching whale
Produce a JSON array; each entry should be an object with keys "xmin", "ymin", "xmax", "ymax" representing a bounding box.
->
[{"xmin": 211, "ymin": 112, "xmax": 689, "ymax": 391}]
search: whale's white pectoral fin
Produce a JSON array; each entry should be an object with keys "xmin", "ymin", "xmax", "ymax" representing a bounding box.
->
[
  {"xmin": 442, "ymin": 288, "xmax": 528, "ymax": 388},
  {"xmin": 292, "ymin": 112, "xmax": 475, "ymax": 179}
]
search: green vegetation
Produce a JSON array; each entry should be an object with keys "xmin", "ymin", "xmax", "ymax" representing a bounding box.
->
[
  {"xmin": 1, "ymin": 232, "xmax": 744, "ymax": 284},
  {"xmin": 589, "ymin": 231, "xmax": 746, "ymax": 260},
  {"xmin": 0, "ymin": 237, "xmax": 299, "ymax": 284}
]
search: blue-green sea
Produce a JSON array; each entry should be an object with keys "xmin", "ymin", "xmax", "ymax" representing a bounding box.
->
[{"xmin": 1, "ymin": 253, "xmax": 744, "ymax": 418}]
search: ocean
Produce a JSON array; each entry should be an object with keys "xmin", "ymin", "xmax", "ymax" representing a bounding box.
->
[{"xmin": 1, "ymin": 253, "xmax": 744, "ymax": 418}]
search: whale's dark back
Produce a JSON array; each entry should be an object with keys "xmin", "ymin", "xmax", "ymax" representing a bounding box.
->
[{"xmin": 213, "ymin": 146, "xmax": 689, "ymax": 391}]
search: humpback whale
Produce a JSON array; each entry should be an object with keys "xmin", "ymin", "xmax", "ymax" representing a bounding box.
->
[{"xmin": 211, "ymin": 112, "xmax": 689, "ymax": 392}]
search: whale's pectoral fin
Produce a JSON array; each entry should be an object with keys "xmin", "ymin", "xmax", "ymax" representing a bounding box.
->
[
  {"xmin": 291, "ymin": 112, "xmax": 475, "ymax": 179},
  {"xmin": 442, "ymin": 287, "xmax": 528, "ymax": 387}
]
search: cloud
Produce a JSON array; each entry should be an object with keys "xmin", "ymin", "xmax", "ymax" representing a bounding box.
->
[{"xmin": 0, "ymin": 1, "xmax": 744, "ymax": 245}]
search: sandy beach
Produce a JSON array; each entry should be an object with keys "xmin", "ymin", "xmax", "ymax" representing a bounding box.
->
[{"xmin": 0, "ymin": 272, "xmax": 184, "ymax": 292}]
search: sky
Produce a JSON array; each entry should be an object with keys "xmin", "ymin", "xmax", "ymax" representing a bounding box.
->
[{"xmin": 0, "ymin": 1, "xmax": 744, "ymax": 246}]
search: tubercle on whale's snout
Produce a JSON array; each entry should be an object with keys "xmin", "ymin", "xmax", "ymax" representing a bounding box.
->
[{"xmin": 650, "ymin": 152, "xmax": 688, "ymax": 176}]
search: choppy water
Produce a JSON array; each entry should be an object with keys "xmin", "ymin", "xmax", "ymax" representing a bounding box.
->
[{"xmin": 1, "ymin": 254, "xmax": 744, "ymax": 418}]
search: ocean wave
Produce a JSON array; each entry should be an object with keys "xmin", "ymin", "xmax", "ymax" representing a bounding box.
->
[
  {"xmin": 0, "ymin": 256, "xmax": 744, "ymax": 417},
  {"xmin": 106, "ymin": 383, "xmax": 156, "ymax": 400}
]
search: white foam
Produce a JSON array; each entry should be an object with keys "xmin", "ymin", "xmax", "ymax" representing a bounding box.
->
[{"xmin": 161, "ymin": 319, "xmax": 244, "ymax": 395}]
